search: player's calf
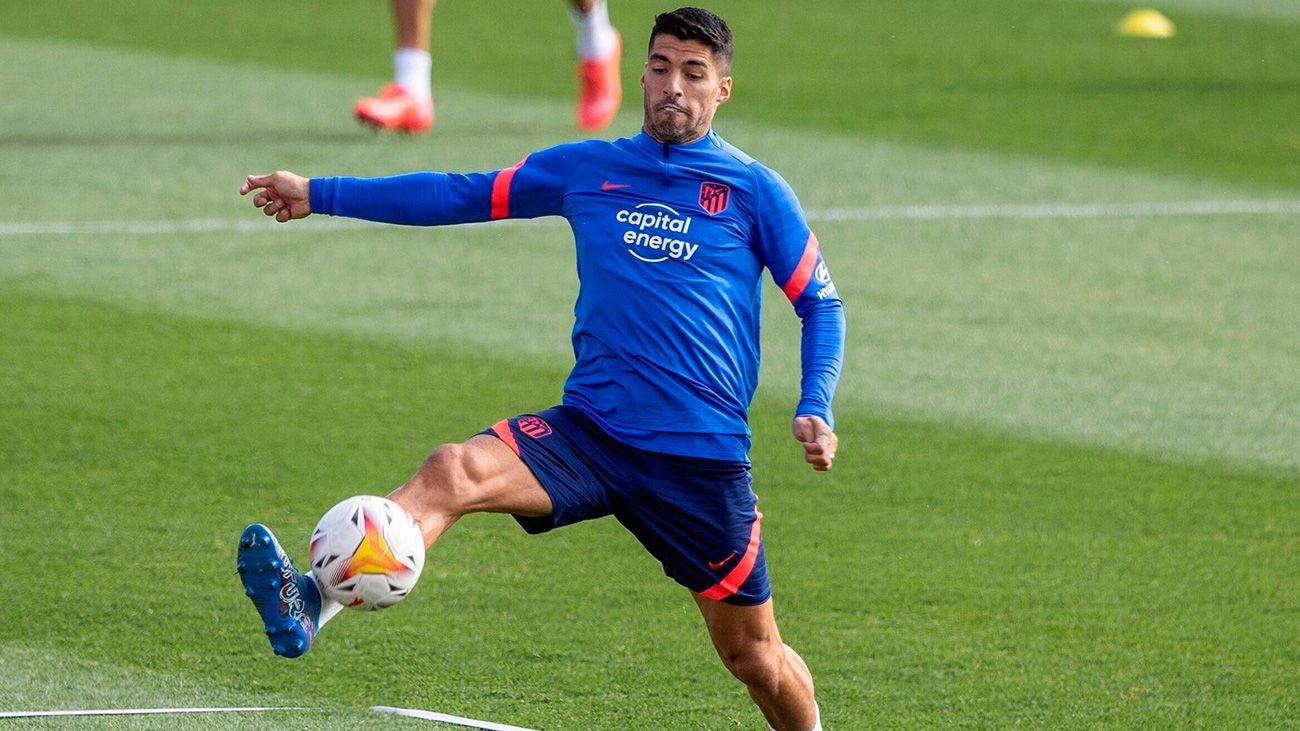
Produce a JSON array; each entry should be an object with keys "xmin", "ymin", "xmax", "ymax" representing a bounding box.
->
[
  {"xmin": 386, "ymin": 443, "xmax": 478, "ymax": 543},
  {"xmin": 390, "ymin": 436, "xmax": 552, "ymax": 542}
]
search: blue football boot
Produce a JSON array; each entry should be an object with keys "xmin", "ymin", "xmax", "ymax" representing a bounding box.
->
[{"xmin": 237, "ymin": 523, "xmax": 320, "ymax": 658}]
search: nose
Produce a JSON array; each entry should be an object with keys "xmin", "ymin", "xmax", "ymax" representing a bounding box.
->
[{"xmin": 662, "ymin": 71, "xmax": 684, "ymax": 98}]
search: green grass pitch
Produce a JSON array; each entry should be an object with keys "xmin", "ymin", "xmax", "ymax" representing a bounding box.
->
[{"xmin": 1, "ymin": 1, "xmax": 1297, "ymax": 728}]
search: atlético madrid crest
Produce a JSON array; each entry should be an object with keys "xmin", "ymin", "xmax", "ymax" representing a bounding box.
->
[{"xmin": 699, "ymin": 182, "xmax": 731, "ymax": 215}]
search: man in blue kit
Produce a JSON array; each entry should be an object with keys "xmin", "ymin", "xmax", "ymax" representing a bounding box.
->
[{"xmin": 238, "ymin": 8, "xmax": 843, "ymax": 729}]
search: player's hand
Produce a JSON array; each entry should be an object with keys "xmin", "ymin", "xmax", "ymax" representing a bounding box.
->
[
  {"xmin": 792, "ymin": 415, "xmax": 838, "ymax": 472},
  {"xmin": 240, "ymin": 171, "xmax": 311, "ymax": 223}
]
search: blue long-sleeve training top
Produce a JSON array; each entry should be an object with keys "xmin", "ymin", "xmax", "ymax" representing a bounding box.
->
[{"xmin": 310, "ymin": 128, "xmax": 845, "ymax": 462}]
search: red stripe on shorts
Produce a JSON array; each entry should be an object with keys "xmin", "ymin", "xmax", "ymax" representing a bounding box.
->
[
  {"xmin": 698, "ymin": 509, "xmax": 764, "ymax": 601},
  {"xmin": 489, "ymin": 419, "xmax": 521, "ymax": 457}
]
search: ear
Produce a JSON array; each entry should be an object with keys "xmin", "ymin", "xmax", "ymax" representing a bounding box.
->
[{"xmin": 717, "ymin": 76, "xmax": 732, "ymax": 104}]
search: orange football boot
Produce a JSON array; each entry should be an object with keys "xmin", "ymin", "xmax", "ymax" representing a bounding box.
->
[
  {"xmin": 577, "ymin": 35, "xmax": 621, "ymax": 131},
  {"xmin": 354, "ymin": 84, "xmax": 434, "ymax": 134}
]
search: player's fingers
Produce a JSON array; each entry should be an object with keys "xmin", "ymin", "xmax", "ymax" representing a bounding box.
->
[
  {"xmin": 820, "ymin": 434, "xmax": 838, "ymax": 461},
  {"xmin": 805, "ymin": 451, "xmax": 832, "ymax": 471},
  {"xmin": 241, "ymin": 174, "xmax": 272, "ymax": 196},
  {"xmin": 257, "ymin": 189, "xmax": 286, "ymax": 208},
  {"xmin": 815, "ymin": 433, "xmax": 831, "ymax": 451}
]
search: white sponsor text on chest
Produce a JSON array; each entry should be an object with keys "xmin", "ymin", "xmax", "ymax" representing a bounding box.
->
[{"xmin": 616, "ymin": 203, "xmax": 700, "ymax": 262}]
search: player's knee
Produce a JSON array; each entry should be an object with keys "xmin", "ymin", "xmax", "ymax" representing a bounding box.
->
[{"xmin": 720, "ymin": 642, "xmax": 784, "ymax": 693}]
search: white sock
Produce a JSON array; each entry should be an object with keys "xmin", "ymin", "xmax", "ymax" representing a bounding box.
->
[
  {"xmin": 570, "ymin": 0, "xmax": 618, "ymax": 60},
  {"xmin": 393, "ymin": 47, "xmax": 432, "ymax": 101},
  {"xmin": 305, "ymin": 571, "xmax": 345, "ymax": 629}
]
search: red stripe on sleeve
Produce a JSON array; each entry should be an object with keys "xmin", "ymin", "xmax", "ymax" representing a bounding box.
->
[
  {"xmin": 489, "ymin": 419, "xmax": 521, "ymax": 458},
  {"xmin": 781, "ymin": 231, "xmax": 820, "ymax": 303},
  {"xmin": 698, "ymin": 510, "xmax": 764, "ymax": 601},
  {"xmin": 490, "ymin": 157, "xmax": 528, "ymax": 220}
]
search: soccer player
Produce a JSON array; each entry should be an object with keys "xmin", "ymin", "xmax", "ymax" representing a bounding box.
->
[
  {"xmin": 354, "ymin": 0, "xmax": 622, "ymax": 133},
  {"xmin": 238, "ymin": 8, "xmax": 843, "ymax": 730}
]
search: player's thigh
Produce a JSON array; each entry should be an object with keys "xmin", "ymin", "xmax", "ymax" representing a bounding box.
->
[
  {"xmin": 456, "ymin": 434, "xmax": 553, "ymax": 516},
  {"xmin": 406, "ymin": 433, "xmax": 553, "ymax": 517}
]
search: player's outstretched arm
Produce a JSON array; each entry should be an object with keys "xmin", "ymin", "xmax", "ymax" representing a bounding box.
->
[
  {"xmin": 240, "ymin": 171, "xmax": 311, "ymax": 223},
  {"xmin": 792, "ymin": 415, "xmax": 838, "ymax": 472}
]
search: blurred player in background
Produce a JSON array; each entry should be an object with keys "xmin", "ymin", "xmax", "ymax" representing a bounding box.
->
[
  {"xmin": 355, "ymin": 0, "xmax": 622, "ymax": 133},
  {"xmin": 240, "ymin": 7, "xmax": 841, "ymax": 730}
]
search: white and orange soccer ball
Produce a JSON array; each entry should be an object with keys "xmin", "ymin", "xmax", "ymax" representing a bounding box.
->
[{"xmin": 309, "ymin": 495, "xmax": 425, "ymax": 611}]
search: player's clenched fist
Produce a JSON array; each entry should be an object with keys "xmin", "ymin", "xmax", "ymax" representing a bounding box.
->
[
  {"xmin": 792, "ymin": 415, "xmax": 838, "ymax": 472},
  {"xmin": 240, "ymin": 171, "xmax": 312, "ymax": 222}
]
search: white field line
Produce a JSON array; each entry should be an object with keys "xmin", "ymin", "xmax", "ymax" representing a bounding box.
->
[
  {"xmin": 1, "ymin": 199, "xmax": 1298, "ymax": 238},
  {"xmin": 0, "ymin": 706, "xmax": 300, "ymax": 719},
  {"xmin": 811, "ymin": 199, "xmax": 1300, "ymax": 221},
  {"xmin": 372, "ymin": 705, "xmax": 539, "ymax": 730}
]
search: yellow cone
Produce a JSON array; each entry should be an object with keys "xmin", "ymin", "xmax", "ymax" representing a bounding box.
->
[{"xmin": 1118, "ymin": 9, "xmax": 1176, "ymax": 38}]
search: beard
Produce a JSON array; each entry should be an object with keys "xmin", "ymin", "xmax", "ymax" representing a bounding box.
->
[{"xmin": 643, "ymin": 99, "xmax": 707, "ymax": 145}]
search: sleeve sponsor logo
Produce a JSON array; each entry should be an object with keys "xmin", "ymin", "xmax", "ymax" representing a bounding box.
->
[
  {"xmin": 813, "ymin": 260, "xmax": 837, "ymax": 299},
  {"xmin": 814, "ymin": 261, "xmax": 831, "ymax": 284}
]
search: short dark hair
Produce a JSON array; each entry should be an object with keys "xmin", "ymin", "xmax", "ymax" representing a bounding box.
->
[{"xmin": 649, "ymin": 7, "xmax": 733, "ymax": 73}]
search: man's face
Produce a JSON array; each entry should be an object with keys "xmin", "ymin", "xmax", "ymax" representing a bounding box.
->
[{"xmin": 641, "ymin": 35, "xmax": 732, "ymax": 145}]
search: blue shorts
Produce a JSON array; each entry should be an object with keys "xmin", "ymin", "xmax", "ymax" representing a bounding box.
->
[{"xmin": 483, "ymin": 405, "xmax": 770, "ymax": 606}]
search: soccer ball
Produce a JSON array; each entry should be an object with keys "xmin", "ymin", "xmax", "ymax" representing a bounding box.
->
[{"xmin": 309, "ymin": 495, "xmax": 425, "ymax": 611}]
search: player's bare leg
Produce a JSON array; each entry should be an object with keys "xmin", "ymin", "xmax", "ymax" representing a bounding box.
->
[
  {"xmin": 387, "ymin": 434, "xmax": 553, "ymax": 548},
  {"xmin": 569, "ymin": 0, "xmax": 621, "ymax": 130},
  {"xmin": 693, "ymin": 594, "xmax": 820, "ymax": 731},
  {"xmin": 393, "ymin": 0, "xmax": 435, "ymax": 51},
  {"xmin": 239, "ymin": 433, "xmax": 547, "ymax": 658},
  {"xmin": 355, "ymin": 0, "xmax": 436, "ymax": 132}
]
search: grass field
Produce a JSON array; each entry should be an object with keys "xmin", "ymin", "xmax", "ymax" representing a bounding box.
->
[{"xmin": 1, "ymin": 1, "xmax": 1298, "ymax": 728}]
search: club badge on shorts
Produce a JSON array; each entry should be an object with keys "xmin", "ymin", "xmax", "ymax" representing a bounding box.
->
[{"xmin": 518, "ymin": 416, "xmax": 553, "ymax": 439}]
